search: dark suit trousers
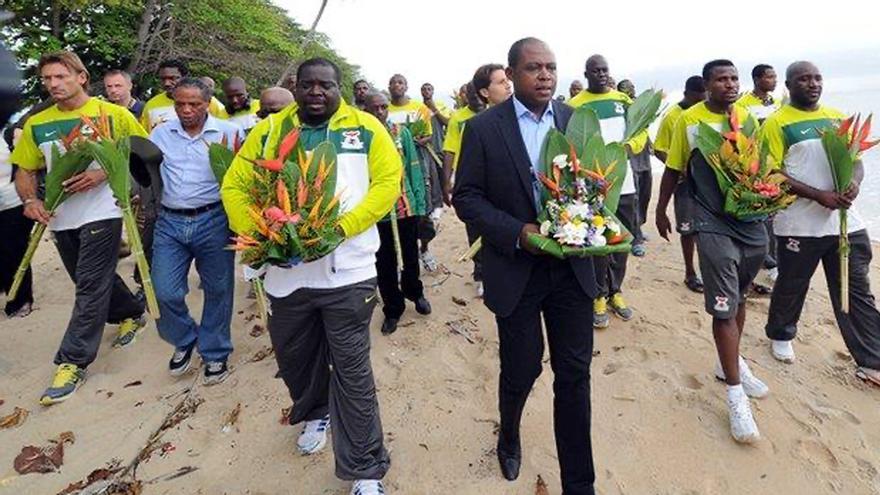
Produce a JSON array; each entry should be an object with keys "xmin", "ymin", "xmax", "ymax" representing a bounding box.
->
[{"xmin": 496, "ymin": 257, "xmax": 595, "ymax": 495}]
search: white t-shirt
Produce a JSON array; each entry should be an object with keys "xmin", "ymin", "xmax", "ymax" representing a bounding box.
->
[{"xmin": 0, "ymin": 141, "xmax": 22, "ymax": 211}]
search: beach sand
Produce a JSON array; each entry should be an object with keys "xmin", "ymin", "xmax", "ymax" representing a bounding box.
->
[{"xmin": 1, "ymin": 192, "xmax": 879, "ymax": 495}]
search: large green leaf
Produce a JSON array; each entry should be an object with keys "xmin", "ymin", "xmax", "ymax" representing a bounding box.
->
[
  {"xmin": 538, "ymin": 129, "xmax": 572, "ymax": 205},
  {"xmin": 46, "ymin": 143, "xmax": 92, "ymax": 210},
  {"xmin": 208, "ymin": 143, "xmax": 235, "ymax": 184},
  {"xmin": 623, "ymin": 89, "xmax": 663, "ymax": 143},
  {"xmin": 565, "ymin": 106, "xmax": 602, "ymax": 157},
  {"xmin": 601, "ymin": 142, "xmax": 628, "ymax": 214},
  {"xmin": 85, "ymin": 137, "xmax": 132, "ymax": 207},
  {"xmin": 821, "ymin": 131, "xmax": 854, "ymax": 192}
]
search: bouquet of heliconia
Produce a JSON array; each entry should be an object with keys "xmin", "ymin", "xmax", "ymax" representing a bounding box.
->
[
  {"xmin": 79, "ymin": 111, "xmax": 161, "ymax": 318},
  {"xmin": 231, "ymin": 124, "xmax": 344, "ymax": 268},
  {"xmin": 7, "ymin": 128, "xmax": 92, "ymax": 301},
  {"xmin": 820, "ymin": 113, "xmax": 880, "ymax": 312},
  {"xmin": 695, "ymin": 111, "xmax": 795, "ymax": 222},
  {"xmin": 207, "ymin": 133, "xmax": 242, "ymax": 184}
]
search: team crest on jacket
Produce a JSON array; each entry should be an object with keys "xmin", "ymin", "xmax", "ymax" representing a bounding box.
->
[
  {"xmin": 614, "ymin": 102, "xmax": 625, "ymax": 115},
  {"xmin": 341, "ymin": 130, "xmax": 364, "ymax": 150},
  {"xmin": 786, "ymin": 238, "xmax": 801, "ymax": 253},
  {"xmin": 713, "ymin": 295, "xmax": 730, "ymax": 313}
]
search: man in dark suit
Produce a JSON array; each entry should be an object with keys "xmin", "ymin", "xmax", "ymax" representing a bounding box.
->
[{"xmin": 453, "ymin": 38, "xmax": 598, "ymax": 495}]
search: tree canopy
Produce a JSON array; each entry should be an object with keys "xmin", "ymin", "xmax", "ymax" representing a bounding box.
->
[{"xmin": 1, "ymin": 0, "xmax": 360, "ymax": 103}]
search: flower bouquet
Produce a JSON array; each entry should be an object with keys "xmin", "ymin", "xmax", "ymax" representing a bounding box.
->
[
  {"xmin": 7, "ymin": 127, "xmax": 93, "ymax": 301},
  {"xmin": 231, "ymin": 121, "xmax": 344, "ymax": 269},
  {"xmin": 820, "ymin": 113, "xmax": 879, "ymax": 312},
  {"xmin": 525, "ymin": 126, "xmax": 632, "ymax": 258},
  {"xmin": 79, "ymin": 111, "xmax": 161, "ymax": 318},
  {"xmin": 694, "ymin": 111, "xmax": 795, "ymax": 222}
]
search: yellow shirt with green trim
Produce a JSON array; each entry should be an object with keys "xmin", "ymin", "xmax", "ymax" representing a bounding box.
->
[
  {"xmin": 665, "ymin": 102, "xmax": 756, "ymax": 172},
  {"xmin": 429, "ymin": 100, "xmax": 452, "ymax": 121},
  {"xmin": 140, "ymin": 92, "xmax": 227, "ymax": 131},
  {"xmin": 567, "ymin": 89, "xmax": 648, "ymax": 195},
  {"xmin": 736, "ymin": 92, "xmax": 780, "ymax": 123},
  {"xmin": 218, "ymin": 100, "xmax": 261, "ymax": 132},
  {"xmin": 442, "ymin": 106, "xmax": 477, "ymax": 170},
  {"xmin": 653, "ymin": 103, "xmax": 685, "ymax": 154},
  {"xmin": 760, "ymin": 104, "xmax": 862, "ymax": 237},
  {"xmin": 221, "ymin": 100, "xmax": 401, "ymax": 295},
  {"xmin": 387, "ymin": 99, "xmax": 433, "ymax": 138},
  {"xmin": 10, "ymin": 97, "xmax": 147, "ymax": 231}
]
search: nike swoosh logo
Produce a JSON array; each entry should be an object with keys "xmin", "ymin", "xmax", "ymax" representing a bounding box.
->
[
  {"xmin": 89, "ymin": 229, "xmax": 105, "ymax": 235},
  {"xmin": 800, "ymin": 129, "xmax": 812, "ymax": 135},
  {"xmin": 365, "ymin": 293, "xmax": 377, "ymax": 304},
  {"xmin": 45, "ymin": 130, "xmax": 58, "ymax": 137}
]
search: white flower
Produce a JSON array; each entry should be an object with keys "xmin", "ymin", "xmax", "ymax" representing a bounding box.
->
[
  {"xmin": 540, "ymin": 220, "xmax": 552, "ymax": 236},
  {"xmin": 554, "ymin": 221, "xmax": 588, "ymax": 246},
  {"xmin": 566, "ymin": 201, "xmax": 591, "ymax": 220},
  {"xmin": 588, "ymin": 231, "xmax": 607, "ymax": 247},
  {"xmin": 606, "ymin": 219, "xmax": 621, "ymax": 234},
  {"xmin": 552, "ymin": 154, "xmax": 570, "ymax": 170}
]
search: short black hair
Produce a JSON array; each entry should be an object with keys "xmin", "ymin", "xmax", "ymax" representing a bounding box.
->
[
  {"xmin": 702, "ymin": 59, "xmax": 735, "ymax": 81},
  {"xmin": 296, "ymin": 57, "xmax": 341, "ymax": 83},
  {"xmin": 172, "ymin": 77, "xmax": 211, "ymax": 101},
  {"xmin": 159, "ymin": 59, "xmax": 189, "ymax": 76},
  {"xmin": 354, "ymin": 79, "xmax": 368, "ymax": 87},
  {"xmin": 751, "ymin": 64, "xmax": 773, "ymax": 80},
  {"xmin": 684, "ymin": 75, "xmax": 705, "ymax": 93},
  {"xmin": 507, "ymin": 37, "xmax": 544, "ymax": 68}
]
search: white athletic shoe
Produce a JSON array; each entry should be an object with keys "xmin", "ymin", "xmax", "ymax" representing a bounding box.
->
[
  {"xmin": 770, "ymin": 339, "xmax": 795, "ymax": 363},
  {"xmin": 767, "ymin": 267, "xmax": 779, "ymax": 284},
  {"xmin": 714, "ymin": 356, "xmax": 769, "ymax": 399},
  {"xmin": 297, "ymin": 415, "xmax": 330, "ymax": 455},
  {"xmin": 421, "ymin": 251, "xmax": 438, "ymax": 272},
  {"xmin": 727, "ymin": 385, "xmax": 760, "ymax": 443},
  {"xmin": 351, "ymin": 479, "xmax": 386, "ymax": 495},
  {"xmin": 476, "ymin": 282, "xmax": 484, "ymax": 298}
]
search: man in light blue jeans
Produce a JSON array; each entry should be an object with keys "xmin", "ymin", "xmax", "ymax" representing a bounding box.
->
[{"xmin": 149, "ymin": 77, "xmax": 242, "ymax": 385}]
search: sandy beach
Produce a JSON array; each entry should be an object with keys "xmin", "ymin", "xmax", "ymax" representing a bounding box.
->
[{"xmin": 1, "ymin": 191, "xmax": 879, "ymax": 495}]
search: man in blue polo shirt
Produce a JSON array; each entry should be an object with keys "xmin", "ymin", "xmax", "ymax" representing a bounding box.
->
[{"xmin": 149, "ymin": 77, "xmax": 243, "ymax": 385}]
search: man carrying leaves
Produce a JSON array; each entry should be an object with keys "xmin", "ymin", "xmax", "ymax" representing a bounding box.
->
[
  {"xmin": 221, "ymin": 58, "xmax": 400, "ymax": 495},
  {"xmin": 12, "ymin": 51, "xmax": 147, "ymax": 405},
  {"xmin": 149, "ymin": 78, "xmax": 244, "ymax": 386},
  {"xmin": 655, "ymin": 59, "xmax": 769, "ymax": 443},
  {"xmin": 760, "ymin": 61, "xmax": 880, "ymax": 386}
]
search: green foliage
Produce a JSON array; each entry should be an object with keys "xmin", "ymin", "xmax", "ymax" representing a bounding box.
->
[
  {"xmin": 623, "ymin": 89, "xmax": 663, "ymax": 142},
  {"xmin": 2, "ymin": 0, "xmax": 361, "ymax": 104}
]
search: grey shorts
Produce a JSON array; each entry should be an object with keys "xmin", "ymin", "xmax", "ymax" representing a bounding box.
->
[
  {"xmin": 697, "ymin": 232, "xmax": 767, "ymax": 319},
  {"xmin": 673, "ymin": 180, "xmax": 696, "ymax": 235}
]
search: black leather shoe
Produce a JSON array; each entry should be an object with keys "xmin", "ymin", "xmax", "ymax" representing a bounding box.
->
[
  {"xmin": 414, "ymin": 297, "xmax": 432, "ymax": 315},
  {"xmin": 381, "ymin": 317, "xmax": 399, "ymax": 335},
  {"xmin": 497, "ymin": 442, "xmax": 521, "ymax": 481}
]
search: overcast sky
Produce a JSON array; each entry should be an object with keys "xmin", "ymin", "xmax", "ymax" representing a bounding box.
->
[{"xmin": 278, "ymin": 0, "xmax": 880, "ymax": 100}]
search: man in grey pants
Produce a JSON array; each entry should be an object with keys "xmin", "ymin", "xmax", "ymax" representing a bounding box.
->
[{"xmin": 221, "ymin": 58, "xmax": 400, "ymax": 495}]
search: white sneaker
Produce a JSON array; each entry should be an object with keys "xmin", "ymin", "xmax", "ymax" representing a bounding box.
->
[
  {"xmin": 296, "ymin": 415, "xmax": 330, "ymax": 455},
  {"xmin": 727, "ymin": 385, "xmax": 760, "ymax": 443},
  {"xmin": 476, "ymin": 282, "xmax": 484, "ymax": 298},
  {"xmin": 714, "ymin": 356, "xmax": 769, "ymax": 399},
  {"xmin": 770, "ymin": 339, "xmax": 795, "ymax": 363},
  {"xmin": 767, "ymin": 267, "xmax": 779, "ymax": 284},
  {"xmin": 351, "ymin": 479, "xmax": 386, "ymax": 495}
]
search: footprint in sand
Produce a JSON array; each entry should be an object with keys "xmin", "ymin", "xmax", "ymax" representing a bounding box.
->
[{"xmin": 794, "ymin": 439, "xmax": 840, "ymax": 471}]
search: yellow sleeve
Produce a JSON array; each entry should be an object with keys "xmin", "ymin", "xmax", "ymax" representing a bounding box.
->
[
  {"xmin": 139, "ymin": 101, "xmax": 152, "ymax": 131},
  {"xmin": 758, "ymin": 116, "xmax": 786, "ymax": 169},
  {"xmin": 665, "ymin": 115, "xmax": 690, "ymax": 172},
  {"xmin": 337, "ymin": 121, "xmax": 402, "ymax": 237},
  {"xmin": 421, "ymin": 105, "xmax": 433, "ymax": 136},
  {"xmin": 220, "ymin": 119, "xmax": 268, "ymax": 234},
  {"xmin": 210, "ymin": 97, "xmax": 227, "ymax": 119},
  {"xmin": 9, "ymin": 119, "xmax": 44, "ymax": 170},
  {"xmin": 625, "ymin": 129, "xmax": 648, "ymax": 154},
  {"xmin": 442, "ymin": 113, "xmax": 461, "ymax": 153},
  {"xmin": 654, "ymin": 111, "xmax": 676, "ymax": 153},
  {"xmin": 114, "ymin": 105, "xmax": 148, "ymax": 138}
]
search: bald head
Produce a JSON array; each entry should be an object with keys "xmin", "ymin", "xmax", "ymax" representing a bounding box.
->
[
  {"xmin": 223, "ymin": 76, "xmax": 246, "ymax": 90},
  {"xmin": 363, "ymin": 90, "xmax": 390, "ymax": 123},
  {"xmin": 786, "ymin": 61, "xmax": 823, "ymax": 110},
  {"xmin": 389, "ymin": 74, "xmax": 408, "ymax": 100},
  {"xmin": 199, "ymin": 76, "xmax": 216, "ymax": 93},
  {"xmin": 584, "ymin": 54, "xmax": 610, "ymax": 93},
  {"xmin": 259, "ymin": 87, "xmax": 294, "ymax": 117}
]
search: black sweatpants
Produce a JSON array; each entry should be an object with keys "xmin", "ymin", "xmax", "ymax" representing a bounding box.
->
[
  {"xmin": 53, "ymin": 218, "xmax": 145, "ymax": 367},
  {"xmin": 268, "ymin": 278, "xmax": 390, "ymax": 481},
  {"xmin": 595, "ymin": 193, "xmax": 638, "ymax": 298},
  {"xmin": 634, "ymin": 169, "xmax": 652, "ymax": 236},
  {"xmin": 496, "ymin": 258, "xmax": 595, "ymax": 494},
  {"xmin": 0, "ymin": 205, "xmax": 34, "ymax": 315},
  {"xmin": 766, "ymin": 230, "xmax": 880, "ymax": 369},
  {"xmin": 376, "ymin": 217, "xmax": 424, "ymax": 319}
]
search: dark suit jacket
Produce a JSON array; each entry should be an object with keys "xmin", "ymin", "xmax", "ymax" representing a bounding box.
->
[{"xmin": 453, "ymin": 98, "xmax": 597, "ymax": 317}]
